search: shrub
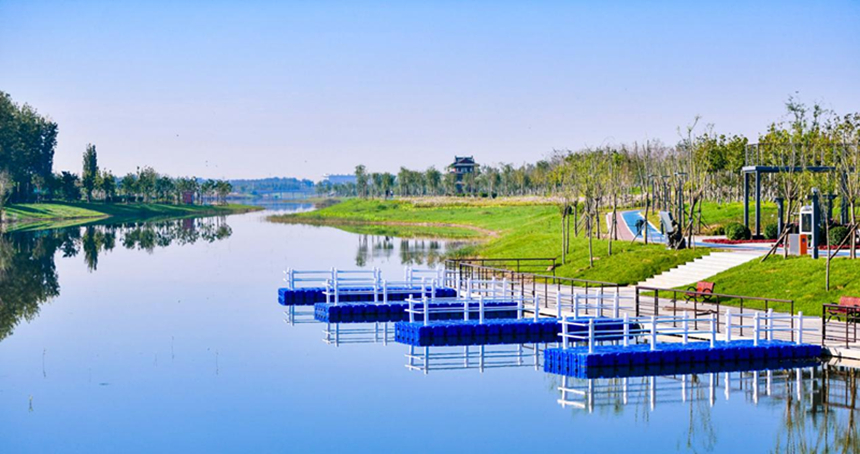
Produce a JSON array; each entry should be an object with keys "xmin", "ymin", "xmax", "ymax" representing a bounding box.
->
[
  {"xmin": 829, "ymin": 226, "xmax": 850, "ymax": 246},
  {"xmin": 764, "ymin": 223, "xmax": 778, "ymax": 240},
  {"xmin": 725, "ymin": 222, "xmax": 751, "ymax": 240},
  {"xmin": 708, "ymin": 225, "xmax": 726, "ymax": 236}
]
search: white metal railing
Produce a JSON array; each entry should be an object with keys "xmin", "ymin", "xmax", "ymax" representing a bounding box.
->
[
  {"xmin": 559, "ymin": 313, "xmax": 719, "ymax": 353},
  {"xmin": 459, "ymin": 277, "xmax": 516, "ymax": 300},
  {"xmin": 283, "ymin": 267, "xmax": 381, "ymax": 290},
  {"xmin": 404, "ymin": 294, "xmax": 533, "ymax": 325},
  {"xmin": 724, "ymin": 309, "xmax": 815, "ymax": 346},
  {"xmin": 554, "ymin": 290, "xmax": 631, "ymax": 320},
  {"xmin": 324, "ymin": 276, "xmax": 441, "ymax": 304},
  {"xmin": 284, "ymin": 266, "xmax": 451, "ymax": 291},
  {"xmin": 559, "ymin": 310, "xmax": 817, "ymax": 354}
]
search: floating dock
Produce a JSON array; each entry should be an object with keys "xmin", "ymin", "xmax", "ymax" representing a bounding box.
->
[
  {"xmin": 395, "ymin": 317, "xmax": 631, "ymax": 347},
  {"xmin": 278, "ymin": 286, "xmax": 457, "ymax": 306},
  {"xmin": 544, "ymin": 340, "xmax": 823, "ymax": 377},
  {"xmin": 315, "ymin": 301, "xmax": 520, "ymax": 323}
]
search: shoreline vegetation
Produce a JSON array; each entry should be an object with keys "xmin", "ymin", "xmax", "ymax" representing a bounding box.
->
[
  {"xmin": 268, "ymin": 198, "xmax": 709, "ymax": 285},
  {"xmin": 275, "ymin": 197, "xmax": 855, "ymax": 316},
  {"xmin": 1, "ymin": 202, "xmax": 262, "ymax": 233}
]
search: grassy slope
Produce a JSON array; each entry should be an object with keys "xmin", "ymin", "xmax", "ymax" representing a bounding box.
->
[
  {"xmin": 3, "ymin": 202, "xmax": 261, "ymax": 232},
  {"xmin": 700, "ymin": 256, "xmax": 860, "ymax": 316},
  {"xmin": 271, "ymin": 199, "xmax": 707, "ymax": 285}
]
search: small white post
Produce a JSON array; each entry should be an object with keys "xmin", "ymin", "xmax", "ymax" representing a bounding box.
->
[
  {"xmin": 797, "ymin": 311, "xmax": 804, "ymax": 345},
  {"xmin": 588, "ymin": 318, "xmax": 595, "ymax": 354},
  {"xmin": 334, "ymin": 276, "xmax": 339, "ymax": 304},
  {"xmin": 556, "ymin": 293, "xmax": 562, "ymax": 319},
  {"xmin": 683, "ymin": 311, "xmax": 689, "ymax": 345},
  {"xmin": 767, "ymin": 309, "xmax": 774, "ymax": 341},
  {"xmin": 383, "ymin": 280, "xmax": 389, "ymax": 304},
  {"xmin": 710, "ymin": 314, "xmax": 716, "ymax": 348},
  {"xmin": 533, "ymin": 295, "xmax": 540, "ymax": 321},
  {"xmin": 464, "ymin": 297, "xmax": 469, "ymax": 321},
  {"xmin": 479, "ymin": 295, "xmax": 485, "ymax": 324},
  {"xmin": 613, "ymin": 289, "xmax": 620, "ymax": 319},
  {"xmin": 502, "ymin": 278, "xmax": 508, "ymax": 299},
  {"xmin": 574, "ymin": 293, "xmax": 580, "ymax": 319},
  {"xmin": 431, "ymin": 279, "xmax": 437, "ymax": 300},
  {"xmin": 725, "ymin": 309, "xmax": 732, "ymax": 342},
  {"xmin": 649, "ymin": 315, "xmax": 657, "ymax": 351},
  {"xmin": 753, "ymin": 312, "xmax": 760, "ymax": 346},
  {"xmin": 623, "ymin": 313, "xmax": 630, "ymax": 347},
  {"xmin": 491, "ymin": 277, "xmax": 497, "ymax": 299},
  {"xmin": 467, "ymin": 279, "xmax": 473, "ymax": 299},
  {"xmin": 421, "ymin": 277, "xmax": 427, "ymax": 300},
  {"xmin": 409, "ymin": 298, "xmax": 415, "ymax": 323},
  {"xmin": 517, "ymin": 298, "xmax": 523, "ymax": 320},
  {"xmin": 423, "ymin": 296, "xmax": 429, "ymax": 326},
  {"xmin": 562, "ymin": 319, "xmax": 569, "ymax": 350}
]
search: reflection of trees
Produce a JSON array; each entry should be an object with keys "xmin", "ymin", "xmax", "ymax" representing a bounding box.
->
[
  {"xmin": 0, "ymin": 232, "xmax": 62, "ymax": 340},
  {"xmin": 774, "ymin": 365, "xmax": 860, "ymax": 453},
  {"xmin": 353, "ymin": 235, "xmax": 465, "ymax": 267},
  {"xmin": 0, "ymin": 216, "xmax": 232, "ymax": 341}
]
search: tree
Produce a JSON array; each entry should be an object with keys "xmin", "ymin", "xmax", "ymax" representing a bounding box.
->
[
  {"xmin": 355, "ymin": 165, "xmax": 369, "ymax": 198},
  {"xmin": 137, "ymin": 167, "xmax": 158, "ymax": 202},
  {"xmin": 215, "ymin": 180, "xmax": 232, "ymax": 204},
  {"xmin": 101, "ymin": 171, "xmax": 117, "ymax": 202},
  {"xmin": 58, "ymin": 171, "xmax": 81, "ymax": 201},
  {"xmin": 120, "ymin": 173, "xmax": 138, "ymax": 202},
  {"xmin": 82, "ymin": 144, "xmax": 98, "ymax": 202},
  {"xmin": 0, "ymin": 170, "xmax": 12, "ymax": 217}
]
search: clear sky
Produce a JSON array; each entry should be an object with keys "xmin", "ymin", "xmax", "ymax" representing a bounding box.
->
[{"xmin": 1, "ymin": 1, "xmax": 859, "ymax": 181}]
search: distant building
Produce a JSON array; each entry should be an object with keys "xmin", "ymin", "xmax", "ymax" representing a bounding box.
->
[
  {"xmin": 447, "ymin": 156, "xmax": 478, "ymax": 193},
  {"xmin": 181, "ymin": 191, "xmax": 195, "ymax": 205},
  {"xmin": 322, "ymin": 174, "xmax": 357, "ymax": 185}
]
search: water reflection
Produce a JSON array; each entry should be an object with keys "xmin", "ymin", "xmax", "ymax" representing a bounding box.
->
[
  {"xmin": 405, "ymin": 344, "xmax": 544, "ymax": 374},
  {"xmin": 0, "ymin": 216, "xmax": 232, "ymax": 341},
  {"xmin": 553, "ymin": 362, "xmax": 860, "ymax": 453},
  {"xmin": 322, "ymin": 322, "xmax": 396, "ymax": 346},
  {"xmin": 354, "ymin": 235, "xmax": 470, "ymax": 267}
]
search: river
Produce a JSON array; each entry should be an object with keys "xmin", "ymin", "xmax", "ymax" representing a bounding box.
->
[{"xmin": 0, "ymin": 206, "xmax": 857, "ymax": 453}]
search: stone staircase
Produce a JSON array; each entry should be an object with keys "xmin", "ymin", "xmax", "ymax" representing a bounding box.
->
[{"xmin": 636, "ymin": 251, "xmax": 764, "ymax": 289}]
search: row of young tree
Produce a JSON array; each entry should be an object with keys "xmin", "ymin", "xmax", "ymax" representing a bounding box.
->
[
  {"xmin": 321, "ymin": 99, "xmax": 860, "ymax": 266},
  {"xmin": 316, "ymin": 162, "xmax": 555, "ymax": 198},
  {"xmin": 0, "ymin": 91, "xmax": 233, "ymax": 209}
]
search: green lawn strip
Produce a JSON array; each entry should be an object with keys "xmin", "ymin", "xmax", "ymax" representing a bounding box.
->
[
  {"xmin": 3, "ymin": 202, "xmax": 262, "ymax": 233},
  {"xmin": 270, "ymin": 199, "xmax": 710, "ymax": 285},
  {"xmin": 683, "ymin": 256, "xmax": 860, "ymax": 317}
]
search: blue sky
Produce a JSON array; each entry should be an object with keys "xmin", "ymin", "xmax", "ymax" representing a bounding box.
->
[{"xmin": 1, "ymin": 1, "xmax": 858, "ymax": 180}]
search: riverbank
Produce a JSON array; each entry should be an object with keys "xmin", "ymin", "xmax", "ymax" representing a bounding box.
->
[
  {"xmin": 268, "ymin": 199, "xmax": 707, "ymax": 285},
  {"xmin": 2, "ymin": 202, "xmax": 263, "ymax": 232}
]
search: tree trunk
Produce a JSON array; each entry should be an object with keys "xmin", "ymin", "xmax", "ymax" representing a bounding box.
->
[
  {"xmin": 560, "ymin": 212, "xmax": 566, "ymax": 265},
  {"xmin": 587, "ymin": 214, "xmax": 594, "ymax": 268},
  {"xmin": 852, "ymin": 201, "xmax": 857, "ymax": 260}
]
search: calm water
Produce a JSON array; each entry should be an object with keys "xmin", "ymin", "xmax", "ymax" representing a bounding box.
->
[{"xmin": 1, "ymin": 207, "xmax": 858, "ymax": 453}]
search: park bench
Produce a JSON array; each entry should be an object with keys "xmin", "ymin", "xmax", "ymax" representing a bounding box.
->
[
  {"xmin": 684, "ymin": 281, "xmax": 716, "ymax": 304},
  {"xmin": 826, "ymin": 296, "xmax": 860, "ymax": 322}
]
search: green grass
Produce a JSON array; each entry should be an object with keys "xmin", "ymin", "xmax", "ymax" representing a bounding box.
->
[
  {"xmin": 696, "ymin": 255, "xmax": 860, "ymax": 316},
  {"xmin": 2, "ymin": 202, "xmax": 262, "ymax": 232},
  {"xmin": 645, "ymin": 201, "xmax": 779, "ymax": 234},
  {"xmin": 269, "ymin": 199, "xmax": 709, "ymax": 285}
]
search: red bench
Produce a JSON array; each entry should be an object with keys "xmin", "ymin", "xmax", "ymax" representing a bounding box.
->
[
  {"xmin": 684, "ymin": 281, "xmax": 716, "ymax": 303},
  {"xmin": 826, "ymin": 296, "xmax": 860, "ymax": 322}
]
